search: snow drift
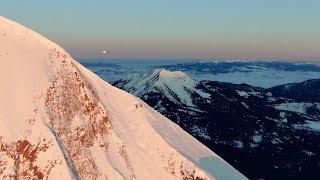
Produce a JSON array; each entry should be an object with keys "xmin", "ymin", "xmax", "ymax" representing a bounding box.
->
[{"xmin": 0, "ymin": 16, "xmax": 245, "ymax": 180}]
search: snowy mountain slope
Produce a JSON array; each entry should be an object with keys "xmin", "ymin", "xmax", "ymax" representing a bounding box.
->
[
  {"xmin": 113, "ymin": 69, "xmax": 320, "ymax": 179},
  {"xmin": 0, "ymin": 16, "xmax": 245, "ymax": 179}
]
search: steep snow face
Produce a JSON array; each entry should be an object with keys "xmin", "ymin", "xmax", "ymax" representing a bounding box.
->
[
  {"xmin": 0, "ymin": 16, "xmax": 245, "ymax": 180},
  {"xmin": 114, "ymin": 69, "xmax": 210, "ymax": 106}
]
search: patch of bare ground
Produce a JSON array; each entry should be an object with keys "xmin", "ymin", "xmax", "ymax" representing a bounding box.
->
[
  {"xmin": 0, "ymin": 137, "xmax": 60, "ymax": 179},
  {"xmin": 119, "ymin": 143, "xmax": 136, "ymax": 179},
  {"xmin": 44, "ymin": 48, "xmax": 112, "ymax": 179},
  {"xmin": 157, "ymin": 149, "xmax": 207, "ymax": 180}
]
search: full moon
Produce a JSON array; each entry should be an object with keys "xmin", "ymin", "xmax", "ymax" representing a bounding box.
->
[{"xmin": 102, "ymin": 50, "xmax": 107, "ymax": 54}]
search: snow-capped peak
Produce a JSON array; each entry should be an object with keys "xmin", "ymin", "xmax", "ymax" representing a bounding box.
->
[
  {"xmin": 114, "ymin": 69, "xmax": 210, "ymax": 106},
  {"xmin": 158, "ymin": 69, "xmax": 189, "ymax": 79},
  {"xmin": 0, "ymin": 16, "xmax": 245, "ymax": 179}
]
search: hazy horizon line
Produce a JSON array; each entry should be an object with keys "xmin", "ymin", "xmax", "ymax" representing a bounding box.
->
[{"xmin": 77, "ymin": 57, "xmax": 320, "ymax": 63}]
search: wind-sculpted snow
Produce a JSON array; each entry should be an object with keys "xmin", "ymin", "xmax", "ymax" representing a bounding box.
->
[{"xmin": 0, "ymin": 16, "xmax": 245, "ymax": 179}]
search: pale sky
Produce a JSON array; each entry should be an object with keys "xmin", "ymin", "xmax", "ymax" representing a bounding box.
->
[{"xmin": 1, "ymin": 0, "xmax": 320, "ymax": 60}]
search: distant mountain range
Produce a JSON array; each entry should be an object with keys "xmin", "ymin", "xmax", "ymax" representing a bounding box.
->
[
  {"xmin": 81, "ymin": 60, "xmax": 320, "ymax": 88},
  {"xmin": 113, "ymin": 69, "xmax": 320, "ymax": 179},
  {"xmin": 155, "ymin": 61, "xmax": 320, "ymax": 88}
]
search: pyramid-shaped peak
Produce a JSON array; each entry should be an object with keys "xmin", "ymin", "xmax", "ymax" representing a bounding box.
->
[{"xmin": 152, "ymin": 68, "xmax": 190, "ymax": 79}]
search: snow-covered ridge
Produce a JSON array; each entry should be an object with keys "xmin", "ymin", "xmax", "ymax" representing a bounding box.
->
[
  {"xmin": 0, "ymin": 16, "xmax": 245, "ymax": 179},
  {"xmin": 275, "ymin": 102, "xmax": 320, "ymax": 114},
  {"xmin": 114, "ymin": 69, "xmax": 210, "ymax": 107}
]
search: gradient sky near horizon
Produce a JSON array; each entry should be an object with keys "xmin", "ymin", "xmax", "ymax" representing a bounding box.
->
[{"xmin": 1, "ymin": 0, "xmax": 320, "ymax": 60}]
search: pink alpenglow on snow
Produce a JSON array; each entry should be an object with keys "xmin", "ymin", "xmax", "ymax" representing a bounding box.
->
[{"xmin": 0, "ymin": 16, "xmax": 246, "ymax": 180}]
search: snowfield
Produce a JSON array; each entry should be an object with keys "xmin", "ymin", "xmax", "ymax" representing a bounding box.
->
[
  {"xmin": 275, "ymin": 102, "xmax": 320, "ymax": 114},
  {"xmin": 0, "ymin": 16, "xmax": 246, "ymax": 179}
]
